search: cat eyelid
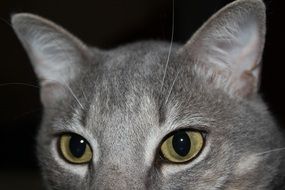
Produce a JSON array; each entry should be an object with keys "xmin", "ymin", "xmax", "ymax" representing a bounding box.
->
[
  {"xmin": 50, "ymin": 123, "xmax": 86, "ymax": 136},
  {"xmin": 164, "ymin": 116, "xmax": 214, "ymax": 133},
  {"xmin": 171, "ymin": 123, "xmax": 209, "ymax": 132},
  {"xmin": 51, "ymin": 125, "xmax": 94, "ymax": 141}
]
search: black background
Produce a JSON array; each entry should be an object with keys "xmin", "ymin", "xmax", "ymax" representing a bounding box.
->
[{"xmin": 0, "ymin": 0, "xmax": 284, "ymax": 189}]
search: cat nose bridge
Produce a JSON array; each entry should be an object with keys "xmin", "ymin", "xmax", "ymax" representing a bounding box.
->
[{"xmin": 93, "ymin": 163, "xmax": 146, "ymax": 190}]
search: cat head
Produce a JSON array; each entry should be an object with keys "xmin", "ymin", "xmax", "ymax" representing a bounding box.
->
[{"xmin": 12, "ymin": 0, "xmax": 285, "ymax": 189}]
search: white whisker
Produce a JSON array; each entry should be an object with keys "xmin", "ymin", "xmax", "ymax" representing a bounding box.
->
[
  {"xmin": 165, "ymin": 70, "xmax": 180, "ymax": 104},
  {"xmin": 62, "ymin": 81, "xmax": 84, "ymax": 110},
  {"xmin": 160, "ymin": 0, "xmax": 175, "ymax": 92},
  {"xmin": 80, "ymin": 86, "xmax": 88, "ymax": 102},
  {"xmin": 255, "ymin": 147, "xmax": 285, "ymax": 156},
  {"xmin": 45, "ymin": 37, "xmax": 85, "ymax": 110},
  {"xmin": 44, "ymin": 79, "xmax": 84, "ymax": 110}
]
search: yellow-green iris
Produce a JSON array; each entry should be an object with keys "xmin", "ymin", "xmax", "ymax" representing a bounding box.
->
[
  {"xmin": 59, "ymin": 133, "xmax": 92, "ymax": 164},
  {"xmin": 160, "ymin": 130, "xmax": 204, "ymax": 163}
]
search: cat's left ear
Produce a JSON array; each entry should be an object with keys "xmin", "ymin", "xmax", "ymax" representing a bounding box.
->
[
  {"xmin": 179, "ymin": 0, "xmax": 266, "ymax": 97},
  {"xmin": 11, "ymin": 13, "xmax": 90, "ymax": 84},
  {"xmin": 12, "ymin": 13, "xmax": 91, "ymax": 106}
]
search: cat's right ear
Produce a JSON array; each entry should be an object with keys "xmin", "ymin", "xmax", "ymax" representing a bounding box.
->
[
  {"xmin": 179, "ymin": 0, "xmax": 266, "ymax": 98},
  {"xmin": 11, "ymin": 13, "xmax": 90, "ymax": 106}
]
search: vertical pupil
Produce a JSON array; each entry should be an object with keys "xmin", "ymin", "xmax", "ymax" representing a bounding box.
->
[
  {"xmin": 172, "ymin": 131, "xmax": 191, "ymax": 157},
  {"xmin": 69, "ymin": 134, "xmax": 86, "ymax": 158}
]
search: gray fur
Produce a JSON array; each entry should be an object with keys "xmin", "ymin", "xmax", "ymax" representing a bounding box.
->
[{"xmin": 11, "ymin": 0, "xmax": 285, "ymax": 189}]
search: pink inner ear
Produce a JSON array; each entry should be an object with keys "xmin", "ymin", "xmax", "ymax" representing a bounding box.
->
[
  {"xmin": 235, "ymin": 69, "xmax": 258, "ymax": 97},
  {"xmin": 232, "ymin": 23, "xmax": 260, "ymax": 77},
  {"xmin": 227, "ymin": 23, "xmax": 261, "ymax": 97},
  {"xmin": 187, "ymin": 19, "xmax": 264, "ymax": 98},
  {"xmin": 179, "ymin": 0, "xmax": 265, "ymax": 98},
  {"xmin": 191, "ymin": 22, "xmax": 262, "ymax": 97},
  {"xmin": 196, "ymin": 30, "xmax": 261, "ymax": 97}
]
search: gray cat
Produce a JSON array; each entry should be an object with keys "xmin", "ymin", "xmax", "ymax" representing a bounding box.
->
[{"xmin": 11, "ymin": 0, "xmax": 285, "ymax": 189}]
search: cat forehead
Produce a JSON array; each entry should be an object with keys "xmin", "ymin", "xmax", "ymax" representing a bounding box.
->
[
  {"xmin": 96, "ymin": 41, "xmax": 180, "ymax": 71},
  {"xmin": 74, "ymin": 41, "xmax": 214, "ymax": 119},
  {"xmin": 80, "ymin": 41, "xmax": 184, "ymax": 96}
]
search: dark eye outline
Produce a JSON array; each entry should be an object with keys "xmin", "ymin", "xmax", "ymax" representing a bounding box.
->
[
  {"xmin": 158, "ymin": 128, "xmax": 206, "ymax": 165},
  {"xmin": 57, "ymin": 132, "xmax": 93, "ymax": 165}
]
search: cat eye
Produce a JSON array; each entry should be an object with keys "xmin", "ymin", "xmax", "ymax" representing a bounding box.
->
[
  {"xmin": 160, "ymin": 130, "xmax": 204, "ymax": 163},
  {"xmin": 59, "ymin": 133, "xmax": 92, "ymax": 164}
]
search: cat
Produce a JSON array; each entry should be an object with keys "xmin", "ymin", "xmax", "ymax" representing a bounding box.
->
[{"xmin": 11, "ymin": 0, "xmax": 285, "ymax": 189}]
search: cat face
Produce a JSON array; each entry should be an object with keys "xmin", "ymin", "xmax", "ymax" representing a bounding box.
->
[{"xmin": 12, "ymin": 0, "xmax": 285, "ymax": 189}]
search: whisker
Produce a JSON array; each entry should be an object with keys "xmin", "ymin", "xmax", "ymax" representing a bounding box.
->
[
  {"xmin": 160, "ymin": 0, "xmax": 175, "ymax": 92},
  {"xmin": 255, "ymin": 147, "xmax": 285, "ymax": 156},
  {"xmin": 1, "ymin": 80, "xmax": 84, "ymax": 110},
  {"xmin": 61, "ymin": 81, "xmax": 84, "ymax": 110},
  {"xmin": 1, "ymin": 81, "xmax": 84, "ymax": 110},
  {"xmin": 0, "ymin": 82, "xmax": 40, "ymax": 88},
  {"xmin": 50, "ymin": 34, "xmax": 85, "ymax": 110},
  {"xmin": 44, "ymin": 106, "xmax": 77, "ymax": 113},
  {"xmin": 43, "ymin": 79, "xmax": 84, "ymax": 110},
  {"xmin": 164, "ymin": 70, "xmax": 180, "ymax": 104},
  {"xmin": 12, "ymin": 108, "xmax": 42, "ymax": 121},
  {"xmin": 0, "ymin": 17, "xmax": 13, "ymax": 29},
  {"xmin": 80, "ymin": 85, "xmax": 88, "ymax": 102}
]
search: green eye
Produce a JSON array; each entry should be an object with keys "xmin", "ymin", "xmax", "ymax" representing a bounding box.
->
[
  {"xmin": 59, "ymin": 133, "xmax": 92, "ymax": 164},
  {"xmin": 160, "ymin": 130, "xmax": 204, "ymax": 163}
]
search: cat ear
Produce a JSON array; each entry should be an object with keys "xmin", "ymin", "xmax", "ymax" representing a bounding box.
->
[
  {"xmin": 12, "ymin": 13, "xmax": 90, "ymax": 83},
  {"xmin": 12, "ymin": 13, "xmax": 90, "ymax": 106},
  {"xmin": 180, "ymin": 0, "xmax": 266, "ymax": 97}
]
